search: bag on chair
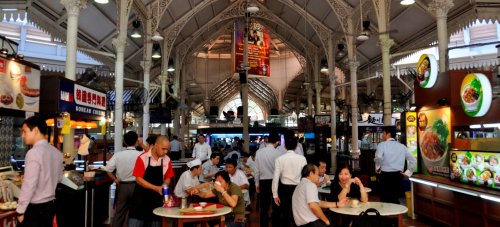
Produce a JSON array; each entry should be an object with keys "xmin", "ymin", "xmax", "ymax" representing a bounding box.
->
[{"xmin": 350, "ymin": 208, "xmax": 395, "ymax": 227}]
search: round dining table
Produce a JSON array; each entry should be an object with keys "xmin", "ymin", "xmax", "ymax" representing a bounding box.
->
[
  {"xmin": 329, "ymin": 201, "xmax": 408, "ymax": 227},
  {"xmin": 318, "ymin": 187, "xmax": 372, "ymax": 194},
  {"xmin": 153, "ymin": 206, "xmax": 232, "ymax": 227}
]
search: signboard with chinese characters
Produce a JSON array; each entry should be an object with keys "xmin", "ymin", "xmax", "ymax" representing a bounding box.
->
[
  {"xmin": 352, "ymin": 113, "xmax": 396, "ymax": 126},
  {"xmin": 58, "ymin": 79, "xmax": 106, "ymax": 117},
  {"xmin": 233, "ymin": 19, "xmax": 270, "ymax": 77},
  {"xmin": 0, "ymin": 57, "xmax": 40, "ymax": 112}
]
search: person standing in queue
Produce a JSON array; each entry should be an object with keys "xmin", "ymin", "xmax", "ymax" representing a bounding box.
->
[
  {"xmin": 254, "ymin": 132, "xmax": 282, "ymax": 227},
  {"xmin": 374, "ymin": 126, "xmax": 416, "ymax": 204},
  {"xmin": 16, "ymin": 116, "xmax": 64, "ymax": 226},
  {"xmin": 128, "ymin": 135, "xmax": 174, "ymax": 226},
  {"xmin": 192, "ymin": 134, "xmax": 212, "ymax": 162},
  {"xmin": 106, "ymin": 131, "xmax": 141, "ymax": 227}
]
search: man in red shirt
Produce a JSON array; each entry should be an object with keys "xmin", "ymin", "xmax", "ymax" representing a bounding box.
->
[{"xmin": 128, "ymin": 135, "xmax": 174, "ymax": 226}]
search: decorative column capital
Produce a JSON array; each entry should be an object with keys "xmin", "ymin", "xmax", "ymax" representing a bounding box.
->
[
  {"xmin": 427, "ymin": 0, "xmax": 454, "ymax": 19},
  {"xmin": 140, "ymin": 60, "xmax": 152, "ymax": 70},
  {"xmin": 60, "ymin": 0, "xmax": 89, "ymax": 16},
  {"xmin": 348, "ymin": 60, "xmax": 360, "ymax": 70},
  {"xmin": 379, "ymin": 37, "xmax": 394, "ymax": 51},
  {"xmin": 112, "ymin": 38, "xmax": 127, "ymax": 51}
]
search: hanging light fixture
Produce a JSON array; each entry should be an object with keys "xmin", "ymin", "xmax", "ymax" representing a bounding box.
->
[
  {"xmin": 94, "ymin": 0, "xmax": 109, "ymax": 4},
  {"xmin": 151, "ymin": 31, "xmax": 164, "ymax": 41},
  {"xmin": 320, "ymin": 59, "xmax": 328, "ymax": 73},
  {"xmin": 130, "ymin": 20, "xmax": 142, "ymax": 39},
  {"xmin": 246, "ymin": 0, "xmax": 259, "ymax": 13},
  {"xmin": 167, "ymin": 59, "xmax": 175, "ymax": 72},
  {"xmin": 152, "ymin": 42, "xmax": 161, "ymax": 59},
  {"xmin": 356, "ymin": 1, "xmax": 370, "ymax": 42},
  {"xmin": 336, "ymin": 43, "xmax": 346, "ymax": 58},
  {"xmin": 400, "ymin": 0, "xmax": 415, "ymax": 5},
  {"xmin": 0, "ymin": 39, "xmax": 7, "ymax": 55}
]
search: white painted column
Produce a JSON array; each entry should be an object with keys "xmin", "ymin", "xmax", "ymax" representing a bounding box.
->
[
  {"xmin": 314, "ymin": 54, "xmax": 321, "ymax": 115},
  {"xmin": 112, "ymin": 0, "xmax": 131, "ymax": 152},
  {"xmin": 242, "ymin": 17, "xmax": 250, "ymax": 154},
  {"xmin": 380, "ymin": 37, "xmax": 394, "ymax": 125},
  {"xmin": 307, "ymin": 69, "xmax": 313, "ymax": 116},
  {"xmin": 60, "ymin": 0, "xmax": 87, "ymax": 158},
  {"xmin": 349, "ymin": 60, "xmax": 360, "ymax": 154},
  {"xmin": 142, "ymin": 18, "xmax": 153, "ymax": 141},
  {"xmin": 160, "ymin": 74, "xmax": 167, "ymax": 135},
  {"xmin": 328, "ymin": 37, "xmax": 337, "ymax": 173},
  {"xmin": 428, "ymin": 0, "xmax": 454, "ymax": 72}
]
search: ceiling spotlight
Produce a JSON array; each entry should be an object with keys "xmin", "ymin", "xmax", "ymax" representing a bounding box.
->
[
  {"xmin": 16, "ymin": 54, "xmax": 24, "ymax": 60},
  {"xmin": 94, "ymin": 0, "xmax": 109, "ymax": 4},
  {"xmin": 152, "ymin": 43, "xmax": 161, "ymax": 59},
  {"xmin": 247, "ymin": 3, "xmax": 259, "ymax": 13},
  {"xmin": 0, "ymin": 48, "xmax": 7, "ymax": 55},
  {"xmin": 130, "ymin": 20, "xmax": 142, "ymax": 39},
  {"xmin": 151, "ymin": 31, "xmax": 164, "ymax": 41},
  {"xmin": 400, "ymin": 0, "xmax": 415, "ymax": 5},
  {"xmin": 167, "ymin": 59, "xmax": 175, "ymax": 72}
]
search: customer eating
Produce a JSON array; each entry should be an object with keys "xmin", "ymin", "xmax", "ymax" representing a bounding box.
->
[{"xmin": 327, "ymin": 164, "xmax": 368, "ymax": 203}]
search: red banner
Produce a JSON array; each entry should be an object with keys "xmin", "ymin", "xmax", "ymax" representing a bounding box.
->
[{"xmin": 233, "ymin": 19, "xmax": 270, "ymax": 77}]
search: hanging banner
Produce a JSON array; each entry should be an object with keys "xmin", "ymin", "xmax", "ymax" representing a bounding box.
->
[
  {"xmin": 0, "ymin": 57, "xmax": 40, "ymax": 112},
  {"xmin": 404, "ymin": 112, "xmax": 418, "ymax": 172},
  {"xmin": 233, "ymin": 19, "xmax": 270, "ymax": 77},
  {"xmin": 460, "ymin": 73, "xmax": 492, "ymax": 117},
  {"xmin": 416, "ymin": 54, "xmax": 438, "ymax": 88},
  {"xmin": 59, "ymin": 78, "xmax": 106, "ymax": 117}
]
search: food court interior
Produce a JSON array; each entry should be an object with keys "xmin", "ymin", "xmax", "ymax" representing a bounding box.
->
[{"xmin": 0, "ymin": 0, "xmax": 500, "ymax": 226}]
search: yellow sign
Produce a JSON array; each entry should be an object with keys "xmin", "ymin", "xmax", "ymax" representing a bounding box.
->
[{"xmin": 61, "ymin": 113, "xmax": 71, "ymax": 134}]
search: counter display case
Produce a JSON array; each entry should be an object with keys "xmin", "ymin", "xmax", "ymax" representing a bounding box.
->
[{"xmin": 450, "ymin": 149, "xmax": 500, "ymax": 190}]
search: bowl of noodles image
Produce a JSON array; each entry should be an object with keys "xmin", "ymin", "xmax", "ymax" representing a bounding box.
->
[
  {"xmin": 461, "ymin": 84, "xmax": 480, "ymax": 112},
  {"xmin": 420, "ymin": 129, "xmax": 447, "ymax": 167}
]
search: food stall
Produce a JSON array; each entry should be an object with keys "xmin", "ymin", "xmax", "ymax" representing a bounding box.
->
[
  {"xmin": 0, "ymin": 54, "xmax": 41, "ymax": 226},
  {"xmin": 39, "ymin": 76, "xmax": 112, "ymax": 227},
  {"xmin": 409, "ymin": 53, "xmax": 500, "ymax": 226}
]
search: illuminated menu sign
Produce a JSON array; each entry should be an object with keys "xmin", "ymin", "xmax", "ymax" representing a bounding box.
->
[
  {"xmin": 59, "ymin": 79, "xmax": 106, "ymax": 116},
  {"xmin": 460, "ymin": 73, "xmax": 492, "ymax": 117},
  {"xmin": 233, "ymin": 19, "xmax": 270, "ymax": 77},
  {"xmin": 405, "ymin": 112, "xmax": 418, "ymax": 172},
  {"xmin": 0, "ymin": 58, "xmax": 40, "ymax": 112},
  {"xmin": 416, "ymin": 54, "xmax": 438, "ymax": 88}
]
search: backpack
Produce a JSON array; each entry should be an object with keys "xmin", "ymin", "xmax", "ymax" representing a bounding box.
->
[{"xmin": 350, "ymin": 208, "xmax": 395, "ymax": 227}]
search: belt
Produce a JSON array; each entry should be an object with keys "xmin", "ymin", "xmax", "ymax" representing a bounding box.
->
[{"xmin": 120, "ymin": 181, "xmax": 136, "ymax": 184}]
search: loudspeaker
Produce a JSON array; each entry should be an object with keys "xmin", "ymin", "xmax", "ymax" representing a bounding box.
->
[
  {"xmin": 237, "ymin": 106, "xmax": 243, "ymax": 117},
  {"xmin": 239, "ymin": 72, "xmax": 247, "ymax": 84},
  {"xmin": 209, "ymin": 106, "xmax": 219, "ymax": 116}
]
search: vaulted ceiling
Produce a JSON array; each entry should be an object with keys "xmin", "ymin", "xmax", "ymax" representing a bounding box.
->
[{"xmin": 2, "ymin": 0, "xmax": 499, "ymax": 114}]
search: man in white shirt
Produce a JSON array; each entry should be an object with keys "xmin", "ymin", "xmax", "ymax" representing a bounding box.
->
[
  {"xmin": 254, "ymin": 132, "xmax": 282, "ymax": 227},
  {"xmin": 106, "ymin": 131, "xmax": 141, "ymax": 227},
  {"xmin": 199, "ymin": 153, "xmax": 220, "ymax": 183},
  {"xmin": 316, "ymin": 160, "xmax": 331, "ymax": 187},
  {"xmin": 272, "ymin": 131, "xmax": 307, "ymax": 226},
  {"xmin": 225, "ymin": 159, "xmax": 251, "ymax": 207},
  {"xmin": 258, "ymin": 136, "xmax": 268, "ymax": 149},
  {"xmin": 169, "ymin": 135, "xmax": 182, "ymax": 160},
  {"xmin": 292, "ymin": 164, "xmax": 348, "ymax": 226},
  {"xmin": 174, "ymin": 159, "xmax": 208, "ymax": 198},
  {"xmin": 192, "ymin": 135, "xmax": 212, "ymax": 162}
]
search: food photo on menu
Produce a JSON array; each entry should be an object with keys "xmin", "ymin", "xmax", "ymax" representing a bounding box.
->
[{"xmin": 450, "ymin": 150, "xmax": 500, "ymax": 190}]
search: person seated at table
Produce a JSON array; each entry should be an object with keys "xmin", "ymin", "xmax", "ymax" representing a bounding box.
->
[
  {"xmin": 292, "ymin": 164, "xmax": 349, "ymax": 227},
  {"xmin": 328, "ymin": 164, "xmax": 368, "ymax": 203},
  {"xmin": 195, "ymin": 171, "xmax": 246, "ymax": 227},
  {"xmin": 174, "ymin": 159, "xmax": 211, "ymax": 200},
  {"xmin": 200, "ymin": 153, "xmax": 221, "ymax": 183},
  {"xmin": 225, "ymin": 158, "xmax": 251, "ymax": 208},
  {"xmin": 316, "ymin": 160, "xmax": 331, "ymax": 187}
]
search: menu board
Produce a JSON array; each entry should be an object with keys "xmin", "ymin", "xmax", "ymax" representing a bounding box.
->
[
  {"xmin": 418, "ymin": 108, "xmax": 451, "ymax": 177},
  {"xmin": 450, "ymin": 150, "xmax": 500, "ymax": 190},
  {"xmin": 0, "ymin": 58, "xmax": 40, "ymax": 112},
  {"xmin": 405, "ymin": 112, "xmax": 418, "ymax": 172}
]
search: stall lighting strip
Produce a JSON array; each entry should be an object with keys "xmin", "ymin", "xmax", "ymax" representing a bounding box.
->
[
  {"xmin": 409, "ymin": 178, "xmax": 438, "ymax": 187},
  {"xmin": 470, "ymin": 124, "xmax": 482, "ymax": 129},
  {"xmin": 483, "ymin": 123, "xmax": 500, "ymax": 128},
  {"xmin": 410, "ymin": 177, "xmax": 500, "ymax": 203}
]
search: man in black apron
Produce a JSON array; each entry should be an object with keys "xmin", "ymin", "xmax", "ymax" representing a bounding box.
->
[{"xmin": 128, "ymin": 135, "xmax": 174, "ymax": 227}]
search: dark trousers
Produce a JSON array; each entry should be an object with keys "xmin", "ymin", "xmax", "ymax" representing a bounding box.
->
[
  {"xmin": 302, "ymin": 219, "xmax": 330, "ymax": 227},
  {"xmin": 18, "ymin": 200, "xmax": 55, "ymax": 227},
  {"xmin": 276, "ymin": 182, "xmax": 296, "ymax": 226},
  {"xmin": 379, "ymin": 171, "xmax": 402, "ymax": 204},
  {"xmin": 113, "ymin": 182, "xmax": 135, "ymax": 227},
  {"xmin": 169, "ymin": 152, "xmax": 180, "ymax": 160},
  {"xmin": 259, "ymin": 179, "xmax": 279, "ymax": 227}
]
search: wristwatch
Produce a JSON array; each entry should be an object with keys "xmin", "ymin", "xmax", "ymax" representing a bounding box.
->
[{"xmin": 16, "ymin": 212, "xmax": 24, "ymax": 216}]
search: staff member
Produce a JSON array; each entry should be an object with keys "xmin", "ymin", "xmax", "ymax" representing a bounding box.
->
[
  {"xmin": 128, "ymin": 136, "xmax": 174, "ymax": 226},
  {"xmin": 192, "ymin": 134, "xmax": 212, "ymax": 162},
  {"xmin": 374, "ymin": 126, "xmax": 416, "ymax": 204},
  {"xmin": 106, "ymin": 131, "xmax": 141, "ymax": 227},
  {"xmin": 292, "ymin": 164, "xmax": 348, "ymax": 227},
  {"xmin": 16, "ymin": 116, "xmax": 63, "ymax": 226}
]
